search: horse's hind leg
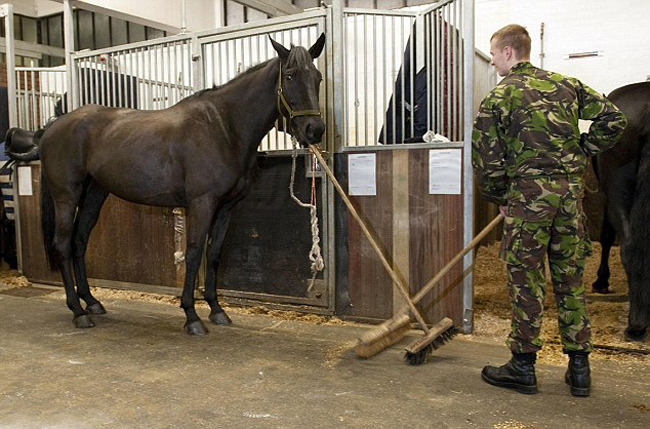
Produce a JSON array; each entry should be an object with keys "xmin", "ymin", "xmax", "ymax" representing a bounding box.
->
[
  {"xmin": 52, "ymin": 187, "xmax": 94, "ymax": 328},
  {"xmin": 592, "ymin": 210, "xmax": 615, "ymax": 293},
  {"xmin": 73, "ymin": 179, "xmax": 109, "ymax": 315},
  {"xmin": 204, "ymin": 206, "xmax": 235, "ymax": 326}
]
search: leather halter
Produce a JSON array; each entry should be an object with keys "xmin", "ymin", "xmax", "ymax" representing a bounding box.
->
[{"xmin": 277, "ymin": 62, "xmax": 321, "ymax": 119}]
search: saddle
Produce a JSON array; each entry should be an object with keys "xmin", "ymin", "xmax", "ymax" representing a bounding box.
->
[
  {"xmin": 2, "ymin": 117, "xmax": 58, "ymax": 170},
  {"xmin": 4, "ymin": 127, "xmax": 43, "ymax": 162}
]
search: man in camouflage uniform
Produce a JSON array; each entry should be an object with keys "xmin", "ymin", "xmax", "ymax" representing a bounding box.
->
[{"xmin": 472, "ymin": 24, "xmax": 627, "ymax": 396}]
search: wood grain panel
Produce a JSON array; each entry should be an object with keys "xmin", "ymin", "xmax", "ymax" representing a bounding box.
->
[
  {"xmin": 85, "ymin": 197, "xmax": 181, "ymax": 287},
  {"xmin": 18, "ymin": 163, "xmax": 183, "ymax": 288},
  {"xmin": 16, "ymin": 164, "xmax": 59, "ymax": 283},
  {"xmin": 408, "ymin": 149, "xmax": 464, "ymax": 326},
  {"xmin": 345, "ymin": 151, "xmax": 394, "ymax": 319}
]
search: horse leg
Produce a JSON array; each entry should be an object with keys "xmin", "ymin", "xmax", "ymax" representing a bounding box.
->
[
  {"xmin": 204, "ymin": 206, "xmax": 236, "ymax": 326},
  {"xmin": 72, "ymin": 179, "xmax": 109, "ymax": 315},
  {"xmin": 624, "ymin": 149, "xmax": 650, "ymax": 342},
  {"xmin": 592, "ymin": 210, "xmax": 615, "ymax": 293},
  {"xmin": 52, "ymin": 189, "xmax": 94, "ymax": 328},
  {"xmin": 181, "ymin": 197, "xmax": 217, "ymax": 335}
]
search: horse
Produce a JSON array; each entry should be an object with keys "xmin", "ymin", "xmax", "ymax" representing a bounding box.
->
[
  {"xmin": 592, "ymin": 81, "xmax": 650, "ymax": 342},
  {"xmin": 39, "ymin": 34, "xmax": 326, "ymax": 335}
]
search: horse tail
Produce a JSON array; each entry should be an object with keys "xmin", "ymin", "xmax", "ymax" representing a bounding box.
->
[
  {"xmin": 40, "ymin": 170, "xmax": 58, "ymax": 270},
  {"xmin": 627, "ymin": 133, "xmax": 650, "ymax": 329}
]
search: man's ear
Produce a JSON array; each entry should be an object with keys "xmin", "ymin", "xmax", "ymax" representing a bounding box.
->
[{"xmin": 269, "ymin": 36, "xmax": 289, "ymax": 62}]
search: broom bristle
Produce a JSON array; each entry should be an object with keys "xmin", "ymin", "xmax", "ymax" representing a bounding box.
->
[
  {"xmin": 404, "ymin": 324, "xmax": 458, "ymax": 365},
  {"xmin": 354, "ymin": 316, "xmax": 411, "ymax": 358}
]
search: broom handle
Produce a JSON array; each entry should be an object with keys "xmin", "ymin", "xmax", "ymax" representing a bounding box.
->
[
  {"xmin": 410, "ymin": 213, "xmax": 504, "ymax": 306},
  {"xmin": 309, "ymin": 144, "xmax": 431, "ymax": 333}
]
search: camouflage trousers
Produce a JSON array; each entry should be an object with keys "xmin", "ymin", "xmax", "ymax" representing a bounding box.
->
[{"xmin": 500, "ymin": 177, "xmax": 593, "ymax": 354}]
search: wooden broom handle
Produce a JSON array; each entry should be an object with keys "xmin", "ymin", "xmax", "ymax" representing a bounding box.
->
[
  {"xmin": 308, "ymin": 144, "xmax": 431, "ymax": 333},
  {"xmin": 410, "ymin": 213, "xmax": 504, "ymax": 306}
]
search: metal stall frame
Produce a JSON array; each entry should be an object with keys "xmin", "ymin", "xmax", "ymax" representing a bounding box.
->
[
  {"xmin": 5, "ymin": 1, "xmax": 476, "ymax": 326},
  {"xmin": 62, "ymin": 6, "xmax": 336, "ymax": 313},
  {"xmin": 335, "ymin": 0, "xmax": 475, "ymax": 332},
  {"xmin": 1, "ymin": 3, "xmax": 23, "ymax": 274}
]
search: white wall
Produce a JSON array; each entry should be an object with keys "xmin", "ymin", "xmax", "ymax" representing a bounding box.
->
[
  {"xmin": 12, "ymin": 0, "xmax": 221, "ymax": 33},
  {"xmin": 475, "ymin": 0, "xmax": 650, "ymax": 94}
]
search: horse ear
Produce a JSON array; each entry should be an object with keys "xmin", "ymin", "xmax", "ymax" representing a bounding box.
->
[
  {"xmin": 269, "ymin": 36, "xmax": 289, "ymax": 62},
  {"xmin": 309, "ymin": 33, "xmax": 326, "ymax": 59}
]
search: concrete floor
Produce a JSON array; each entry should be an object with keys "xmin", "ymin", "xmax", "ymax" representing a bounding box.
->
[{"xmin": 0, "ymin": 284, "xmax": 648, "ymax": 429}]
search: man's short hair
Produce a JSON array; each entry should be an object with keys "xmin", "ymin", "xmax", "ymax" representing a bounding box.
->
[{"xmin": 491, "ymin": 24, "xmax": 531, "ymax": 60}]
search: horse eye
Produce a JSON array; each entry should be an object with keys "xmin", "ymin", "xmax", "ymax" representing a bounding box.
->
[{"xmin": 286, "ymin": 74, "xmax": 293, "ymax": 81}]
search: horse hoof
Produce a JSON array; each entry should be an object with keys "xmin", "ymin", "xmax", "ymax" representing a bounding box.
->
[
  {"xmin": 87, "ymin": 302, "xmax": 107, "ymax": 315},
  {"xmin": 209, "ymin": 311, "xmax": 233, "ymax": 326},
  {"xmin": 73, "ymin": 314, "xmax": 95, "ymax": 329},
  {"xmin": 184, "ymin": 320, "xmax": 209, "ymax": 336},
  {"xmin": 624, "ymin": 327, "xmax": 648, "ymax": 342},
  {"xmin": 592, "ymin": 286, "xmax": 610, "ymax": 294},
  {"xmin": 591, "ymin": 281, "xmax": 610, "ymax": 294}
]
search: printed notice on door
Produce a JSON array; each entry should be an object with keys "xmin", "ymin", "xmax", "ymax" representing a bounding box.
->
[
  {"xmin": 18, "ymin": 166, "xmax": 33, "ymax": 196},
  {"xmin": 348, "ymin": 153, "xmax": 376, "ymax": 196},
  {"xmin": 429, "ymin": 149, "xmax": 461, "ymax": 195}
]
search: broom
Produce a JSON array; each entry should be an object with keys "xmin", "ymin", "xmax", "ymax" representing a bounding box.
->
[
  {"xmin": 308, "ymin": 144, "xmax": 488, "ymax": 363},
  {"xmin": 307, "ymin": 144, "xmax": 435, "ymax": 345},
  {"xmin": 357, "ymin": 213, "xmax": 504, "ymax": 364}
]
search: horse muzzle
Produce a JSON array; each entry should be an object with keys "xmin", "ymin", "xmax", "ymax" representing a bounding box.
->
[{"xmin": 294, "ymin": 117, "xmax": 325, "ymax": 146}]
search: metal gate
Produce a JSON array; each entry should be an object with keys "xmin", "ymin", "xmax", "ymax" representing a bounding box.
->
[{"xmin": 5, "ymin": 1, "xmax": 478, "ymax": 323}]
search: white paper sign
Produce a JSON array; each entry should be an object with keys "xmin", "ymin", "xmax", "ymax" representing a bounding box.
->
[
  {"xmin": 348, "ymin": 153, "xmax": 376, "ymax": 196},
  {"xmin": 429, "ymin": 149, "xmax": 462, "ymax": 195},
  {"xmin": 17, "ymin": 166, "xmax": 33, "ymax": 196}
]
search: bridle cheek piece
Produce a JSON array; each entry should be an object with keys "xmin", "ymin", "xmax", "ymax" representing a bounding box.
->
[{"xmin": 277, "ymin": 63, "xmax": 322, "ymax": 120}]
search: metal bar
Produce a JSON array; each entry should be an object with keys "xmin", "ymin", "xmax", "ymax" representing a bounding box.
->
[
  {"xmin": 409, "ymin": 16, "xmax": 415, "ymax": 141},
  {"xmin": 30, "ymin": 70, "xmax": 37, "ymax": 129},
  {"xmin": 342, "ymin": 13, "xmax": 348, "ymax": 146},
  {"xmin": 437, "ymin": 9, "xmax": 442, "ymax": 134},
  {"xmin": 381, "ymin": 14, "xmax": 387, "ymax": 145},
  {"xmin": 2, "ymin": 4, "xmax": 17, "ymax": 128},
  {"xmin": 343, "ymin": 8, "xmax": 418, "ymax": 18},
  {"xmin": 363, "ymin": 14, "xmax": 368, "ymax": 146},
  {"xmin": 22, "ymin": 71, "xmax": 29, "ymax": 129},
  {"xmin": 130, "ymin": 48, "xmax": 136, "ymax": 109},
  {"xmin": 353, "ymin": 14, "xmax": 358, "ymax": 147},
  {"xmin": 391, "ymin": 16, "xmax": 397, "ymax": 144},
  {"xmin": 462, "ymin": 0, "xmax": 475, "ymax": 334},
  {"xmin": 420, "ymin": 0, "xmax": 458, "ymax": 15},
  {"xmin": 371, "ymin": 15, "xmax": 377, "ymax": 144},
  {"xmin": 399, "ymin": 17, "xmax": 406, "ymax": 144},
  {"xmin": 63, "ymin": 0, "xmax": 77, "ymax": 111}
]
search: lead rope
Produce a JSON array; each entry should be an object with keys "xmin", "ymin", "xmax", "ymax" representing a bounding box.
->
[{"xmin": 290, "ymin": 136, "xmax": 324, "ymax": 292}]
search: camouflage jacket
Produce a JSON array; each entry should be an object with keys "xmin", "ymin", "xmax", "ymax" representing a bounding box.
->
[{"xmin": 472, "ymin": 62, "xmax": 627, "ymax": 206}]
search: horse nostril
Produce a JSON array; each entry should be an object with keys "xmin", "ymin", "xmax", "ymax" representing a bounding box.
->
[{"xmin": 312, "ymin": 122, "xmax": 325, "ymax": 141}]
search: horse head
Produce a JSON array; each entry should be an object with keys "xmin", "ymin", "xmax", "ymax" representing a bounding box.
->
[{"xmin": 270, "ymin": 33, "xmax": 326, "ymax": 147}]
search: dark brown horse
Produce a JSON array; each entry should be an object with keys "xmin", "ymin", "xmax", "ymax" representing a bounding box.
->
[
  {"xmin": 39, "ymin": 34, "xmax": 326, "ymax": 334},
  {"xmin": 592, "ymin": 81, "xmax": 650, "ymax": 341}
]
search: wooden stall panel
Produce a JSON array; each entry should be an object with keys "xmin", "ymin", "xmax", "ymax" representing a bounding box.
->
[
  {"xmin": 85, "ymin": 197, "xmax": 182, "ymax": 288},
  {"xmin": 16, "ymin": 164, "xmax": 58, "ymax": 283},
  {"xmin": 409, "ymin": 149, "xmax": 464, "ymax": 326},
  {"xmin": 341, "ymin": 151, "xmax": 395, "ymax": 320},
  {"xmin": 337, "ymin": 148, "xmax": 465, "ymax": 324},
  {"xmin": 18, "ymin": 163, "xmax": 183, "ymax": 288}
]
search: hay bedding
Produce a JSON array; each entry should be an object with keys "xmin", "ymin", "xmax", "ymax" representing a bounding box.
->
[
  {"xmin": 1, "ymin": 241, "xmax": 647, "ymax": 366},
  {"xmin": 472, "ymin": 241, "xmax": 649, "ymax": 364}
]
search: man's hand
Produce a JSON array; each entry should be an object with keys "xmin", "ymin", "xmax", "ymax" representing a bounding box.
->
[{"xmin": 499, "ymin": 205, "xmax": 508, "ymax": 217}]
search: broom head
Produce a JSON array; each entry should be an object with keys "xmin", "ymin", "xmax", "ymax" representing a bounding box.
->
[
  {"xmin": 404, "ymin": 317, "xmax": 456, "ymax": 365},
  {"xmin": 354, "ymin": 314, "xmax": 411, "ymax": 358}
]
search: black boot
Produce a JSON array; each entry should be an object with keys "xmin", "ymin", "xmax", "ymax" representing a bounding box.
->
[
  {"xmin": 565, "ymin": 352, "xmax": 590, "ymax": 397},
  {"xmin": 481, "ymin": 353, "xmax": 537, "ymax": 394}
]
